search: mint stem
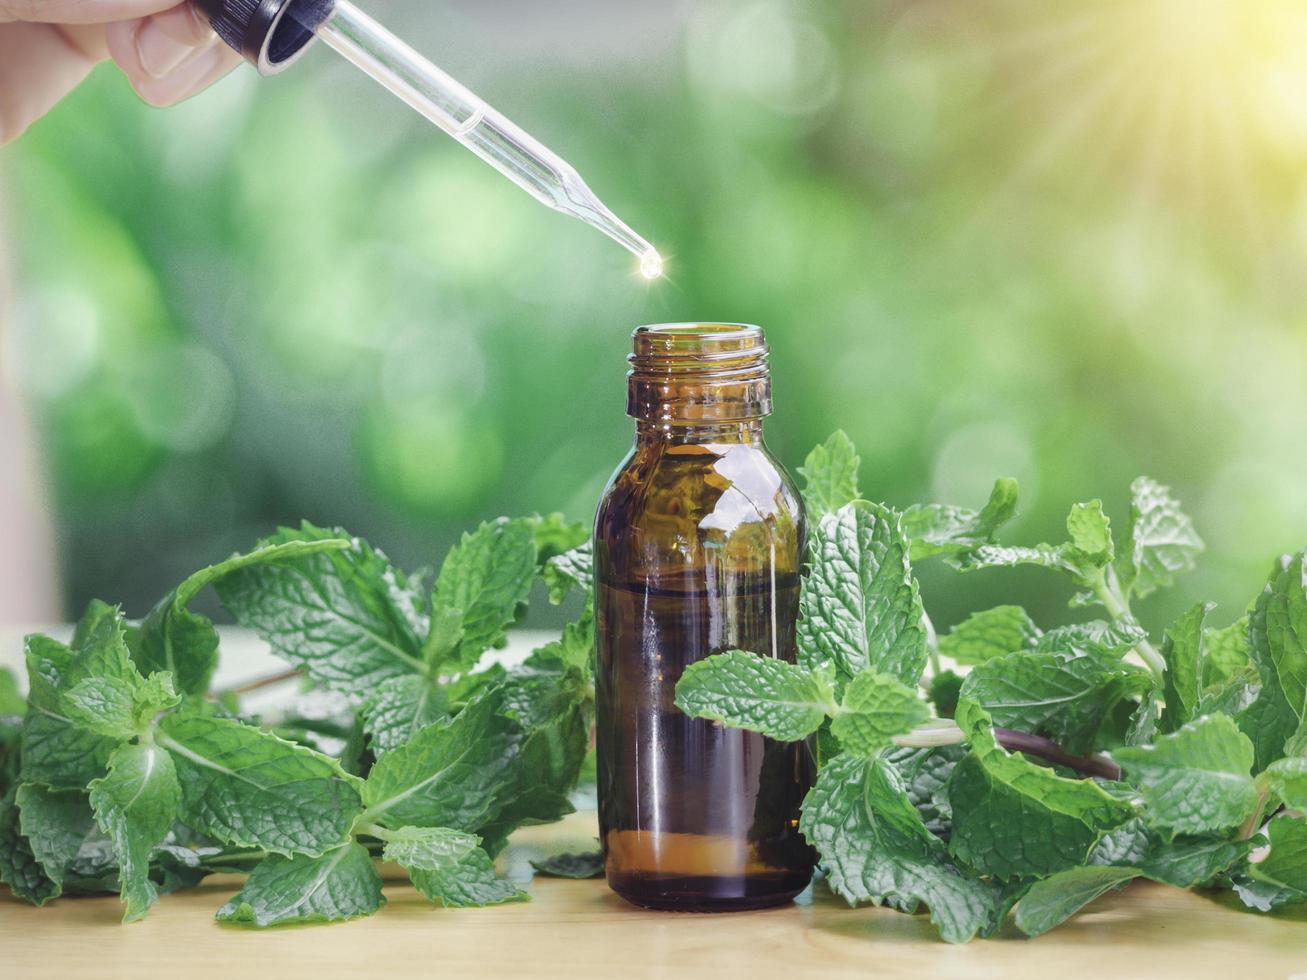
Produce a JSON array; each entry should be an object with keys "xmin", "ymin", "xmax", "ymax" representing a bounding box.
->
[
  {"xmin": 894, "ymin": 720, "xmax": 1121, "ymax": 780},
  {"xmin": 1093, "ymin": 567, "xmax": 1166, "ymax": 682}
]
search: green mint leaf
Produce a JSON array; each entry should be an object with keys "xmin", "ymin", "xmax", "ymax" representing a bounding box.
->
[
  {"xmin": 1089, "ymin": 817, "xmax": 1251, "ymax": 886},
  {"xmin": 477, "ymin": 668, "xmax": 590, "ymax": 853},
  {"xmin": 431, "ymin": 517, "xmax": 537, "ymax": 671},
  {"xmin": 830, "ymin": 671, "xmax": 929, "ymax": 756},
  {"xmin": 217, "ymin": 842, "xmax": 383, "ymax": 927},
  {"xmin": 361, "ymin": 689, "xmax": 518, "ymax": 832},
  {"xmin": 380, "ymin": 826, "xmax": 479, "ymax": 871},
  {"xmin": 131, "ymin": 538, "xmax": 351, "ymax": 697},
  {"xmin": 409, "ymin": 846, "xmax": 527, "ymax": 908},
  {"xmin": 884, "ymin": 744, "xmax": 964, "ymax": 837},
  {"xmin": 1065, "ymin": 500, "xmax": 1113, "ymax": 560},
  {"xmin": 1261, "ymin": 757, "xmax": 1307, "ymax": 810},
  {"xmin": 1231, "ymin": 873, "xmax": 1306, "ymax": 912},
  {"xmin": 1236, "ymin": 559, "xmax": 1304, "ymax": 772},
  {"xmin": 524, "ymin": 607, "xmax": 594, "ymax": 677},
  {"xmin": 798, "ymin": 430, "xmax": 860, "ymax": 520},
  {"xmin": 1249, "ymin": 815, "xmax": 1307, "ymax": 897},
  {"xmin": 960, "ymin": 651, "xmax": 1151, "ymax": 755},
  {"xmin": 901, "ymin": 478, "xmax": 1019, "ymax": 563},
  {"xmin": 798, "ymin": 501, "xmax": 927, "ymax": 686},
  {"xmin": 938, "ymin": 606, "xmax": 1041, "ymax": 666},
  {"xmin": 48, "ymin": 601, "xmax": 178, "ymax": 741},
  {"xmin": 0, "ymin": 667, "xmax": 24, "ymax": 717},
  {"xmin": 1261, "ymin": 552, "xmax": 1307, "ymax": 722},
  {"xmin": 21, "ymin": 634, "xmax": 117, "ymax": 790},
  {"xmin": 528, "ymin": 512, "xmax": 590, "ymax": 566},
  {"xmin": 14, "ymin": 784, "xmax": 94, "ymax": 893},
  {"xmin": 421, "ymin": 606, "xmax": 464, "ymax": 667},
  {"xmin": 158, "ymin": 709, "xmax": 362, "ymax": 856},
  {"xmin": 674, "ymin": 651, "xmax": 835, "ymax": 741},
  {"xmin": 1159, "ymin": 602, "xmax": 1214, "ymax": 732},
  {"xmin": 88, "ymin": 742, "xmax": 181, "ymax": 922},
  {"xmin": 1119, "ymin": 476, "xmax": 1204, "ymax": 600},
  {"xmin": 531, "ymin": 850, "xmax": 604, "ymax": 879},
  {"xmin": 953, "ymin": 543, "xmax": 1079, "ymax": 576},
  {"xmin": 1203, "ymin": 614, "xmax": 1252, "ymax": 688},
  {"xmin": 0, "ymin": 787, "xmax": 61, "ymax": 905},
  {"xmin": 543, "ymin": 542, "xmax": 593, "ymax": 605},
  {"xmin": 214, "ymin": 522, "xmax": 426, "ymax": 694},
  {"xmin": 948, "ymin": 699, "xmax": 1133, "ymax": 880},
  {"xmin": 361, "ymin": 675, "xmax": 449, "ymax": 756},
  {"xmin": 1014, "ymin": 866, "xmax": 1139, "ymax": 938},
  {"xmin": 1034, "ymin": 620, "xmax": 1148, "ymax": 660},
  {"xmin": 799, "ymin": 755, "xmax": 998, "ymax": 944},
  {"xmin": 929, "ymin": 670, "xmax": 963, "ymax": 720},
  {"xmin": 1112, "ymin": 714, "xmax": 1258, "ymax": 838}
]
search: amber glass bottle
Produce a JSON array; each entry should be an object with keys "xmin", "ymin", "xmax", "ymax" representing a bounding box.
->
[{"xmin": 594, "ymin": 323, "xmax": 813, "ymax": 912}]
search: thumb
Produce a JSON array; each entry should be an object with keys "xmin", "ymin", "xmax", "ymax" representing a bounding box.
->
[{"xmin": 0, "ymin": 0, "xmax": 190, "ymax": 25}]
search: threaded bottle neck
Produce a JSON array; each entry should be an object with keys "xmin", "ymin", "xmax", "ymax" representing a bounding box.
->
[{"xmin": 626, "ymin": 323, "xmax": 772, "ymax": 426}]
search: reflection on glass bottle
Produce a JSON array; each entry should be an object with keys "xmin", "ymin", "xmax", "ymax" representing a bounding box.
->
[{"xmin": 594, "ymin": 323, "xmax": 814, "ymax": 911}]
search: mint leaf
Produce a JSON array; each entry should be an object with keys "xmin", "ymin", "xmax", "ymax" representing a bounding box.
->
[
  {"xmin": 524, "ymin": 607, "xmax": 594, "ymax": 677},
  {"xmin": 380, "ymin": 826, "xmax": 479, "ymax": 871},
  {"xmin": 1261, "ymin": 757, "xmax": 1307, "ymax": 810},
  {"xmin": 1262, "ymin": 551, "xmax": 1307, "ymax": 722},
  {"xmin": 409, "ymin": 847, "xmax": 527, "ymax": 907},
  {"xmin": 217, "ymin": 842, "xmax": 383, "ymax": 927},
  {"xmin": 674, "ymin": 651, "xmax": 835, "ymax": 741},
  {"xmin": 88, "ymin": 742, "xmax": 181, "ymax": 921},
  {"xmin": 829, "ymin": 671, "xmax": 929, "ymax": 756},
  {"xmin": 527, "ymin": 512, "xmax": 589, "ymax": 565},
  {"xmin": 954, "ymin": 544, "xmax": 1080, "ymax": 577},
  {"xmin": 1014, "ymin": 866, "xmax": 1138, "ymax": 938},
  {"xmin": 361, "ymin": 689, "xmax": 518, "ymax": 832},
  {"xmin": 1089, "ymin": 818, "xmax": 1251, "ymax": 886},
  {"xmin": 929, "ymin": 670, "xmax": 963, "ymax": 719},
  {"xmin": 14, "ymin": 784, "xmax": 93, "ymax": 893},
  {"xmin": 1203, "ymin": 615, "xmax": 1252, "ymax": 688},
  {"xmin": 158, "ymin": 709, "xmax": 362, "ymax": 856},
  {"xmin": 949, "ymin": 700, "xmax": 1133, "ymax": 880},
  {"xmin": 960, "ymin": 651, "xmax": 1151, "ymax": 754},
  {"xmin": 0, "ymin": 787, "xmax": 60, "ymax": 905},
  {"xmin": 1034, "ymin": 620, "xmax": 1148, "ymax": 660},
  {"xmin": 21, "ymin": 634, "xmax": 117, "ymax": 790},
  {"xmin": 543, "ymin": 543, "xmax": 592, "ymax": 605},
  {"xmin": 431, "ymin": 518, "xmax": 537, "ymax": 671},
  {"xmin": 885, "ymin": 744, "xmax": 964, "ymax": 836},
  {"xmin": 1113, "ymin": 714, "xmax": 1258, "ymax": 838},
  {"xmin": 361, "ymin": 675, "xmax": 449, "ymax": 756},
  {"xmin": 1119, "ymin": 477, "xmax": 1204, "ymax": 600},
  {"xmin": 0, "ymin": 667, "xmax": 24, "ymax": 717},
  {"xmin": 938, "ymin": 606, "xmax": 1040, "ymax": 666},
  {"xmin": 901, "ymin": 478, "xmax": 1019, "ymax": 563},
  {"xmin": 1160, "ymin": 602, "xmax": 1215, "ymax": 732},
  {"xmin": 1066, "ymin": 500, "xmax": 1113, "ymax": 560},
  {"xmin": 799, "ymin": 755, "xmax": 998, "ymax": 944},
  {"xmin": 1249, "ymin": 816, "xmax": 1307, "ymax": 897},
  {"xmin": 798, "ymin": 501, "xmax": 927, "ymax": 686},
  {"xmin": 214, "ymin": 523, "xmax": 426, "ymax": 694},
  {"xmin": 131, "ymin": 538, "xmax": 350, "ymax": 697},
  {"xmin": 531, "ymin": 850, "xmax": 604, "ymax": 879},
  {"xmin": 798, "ymin": 430, "xmax": 860, "ymax": 519},
  {"xmin": 1237, "ymin": 560, "xmax": 1303, "ymax": 771}
]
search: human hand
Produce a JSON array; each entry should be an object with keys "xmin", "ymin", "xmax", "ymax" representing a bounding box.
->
[{"xmin": 0, "ymin": 0, "xmax": 241, "ymax": 144}]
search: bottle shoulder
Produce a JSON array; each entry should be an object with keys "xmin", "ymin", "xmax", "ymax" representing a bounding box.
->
[{"xmin": 595, "ymin": 440, "xmax": 805, "ymax": 579}]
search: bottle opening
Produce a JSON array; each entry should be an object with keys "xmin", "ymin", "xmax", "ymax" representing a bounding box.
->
[{"xmin": 628, "ymin": 323, "xmax": 771, "ymax": 423}]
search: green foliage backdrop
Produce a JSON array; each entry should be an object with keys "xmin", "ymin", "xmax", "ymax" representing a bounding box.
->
[{"xmin": 4, "ymin": 0, "xmax": 1307, "ymax": 634}]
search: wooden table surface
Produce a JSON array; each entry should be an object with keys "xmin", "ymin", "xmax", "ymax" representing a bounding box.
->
[{"xmin": 4, "ymin": 810, "xmax": 1305, "ymax": 980}]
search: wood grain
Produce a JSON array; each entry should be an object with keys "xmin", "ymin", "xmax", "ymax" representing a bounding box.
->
[{"xmin": 3, "ymin": 811, "xmax": 1305, "ymax": 980}]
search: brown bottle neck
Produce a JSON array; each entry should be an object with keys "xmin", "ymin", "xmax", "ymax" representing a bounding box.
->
[
  {"xmin": 635, "ymin": 419, "xmax": 766, "ymax": 446},
  {"xmin": 626, "ymin": 323, "xmax": 772, "ymax": 431}
]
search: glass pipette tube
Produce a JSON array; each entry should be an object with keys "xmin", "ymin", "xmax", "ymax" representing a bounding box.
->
[{"xmin": 296, "ymin": 0, "xmax": 663, "ymax": 279}]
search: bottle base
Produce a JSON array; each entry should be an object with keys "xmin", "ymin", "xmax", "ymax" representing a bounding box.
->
[{"xmin": 607, "ymin": 872, "xmax": 811, "ymax": 913}]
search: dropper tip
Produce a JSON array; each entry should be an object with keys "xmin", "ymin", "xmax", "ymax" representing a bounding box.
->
[{"xmin": 639, "ymin": 248, "xmax": 664, "ymax": 280}]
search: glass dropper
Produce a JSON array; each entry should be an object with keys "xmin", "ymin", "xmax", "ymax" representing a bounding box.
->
[{"xmin": 286, "ymin": 0, "xmax": 663, "ymax": 279}]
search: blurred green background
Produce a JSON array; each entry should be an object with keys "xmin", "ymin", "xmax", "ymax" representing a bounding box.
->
[{"xmin": 4, "ymin": 0, "xmax": 1307, "ymax": 636}]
